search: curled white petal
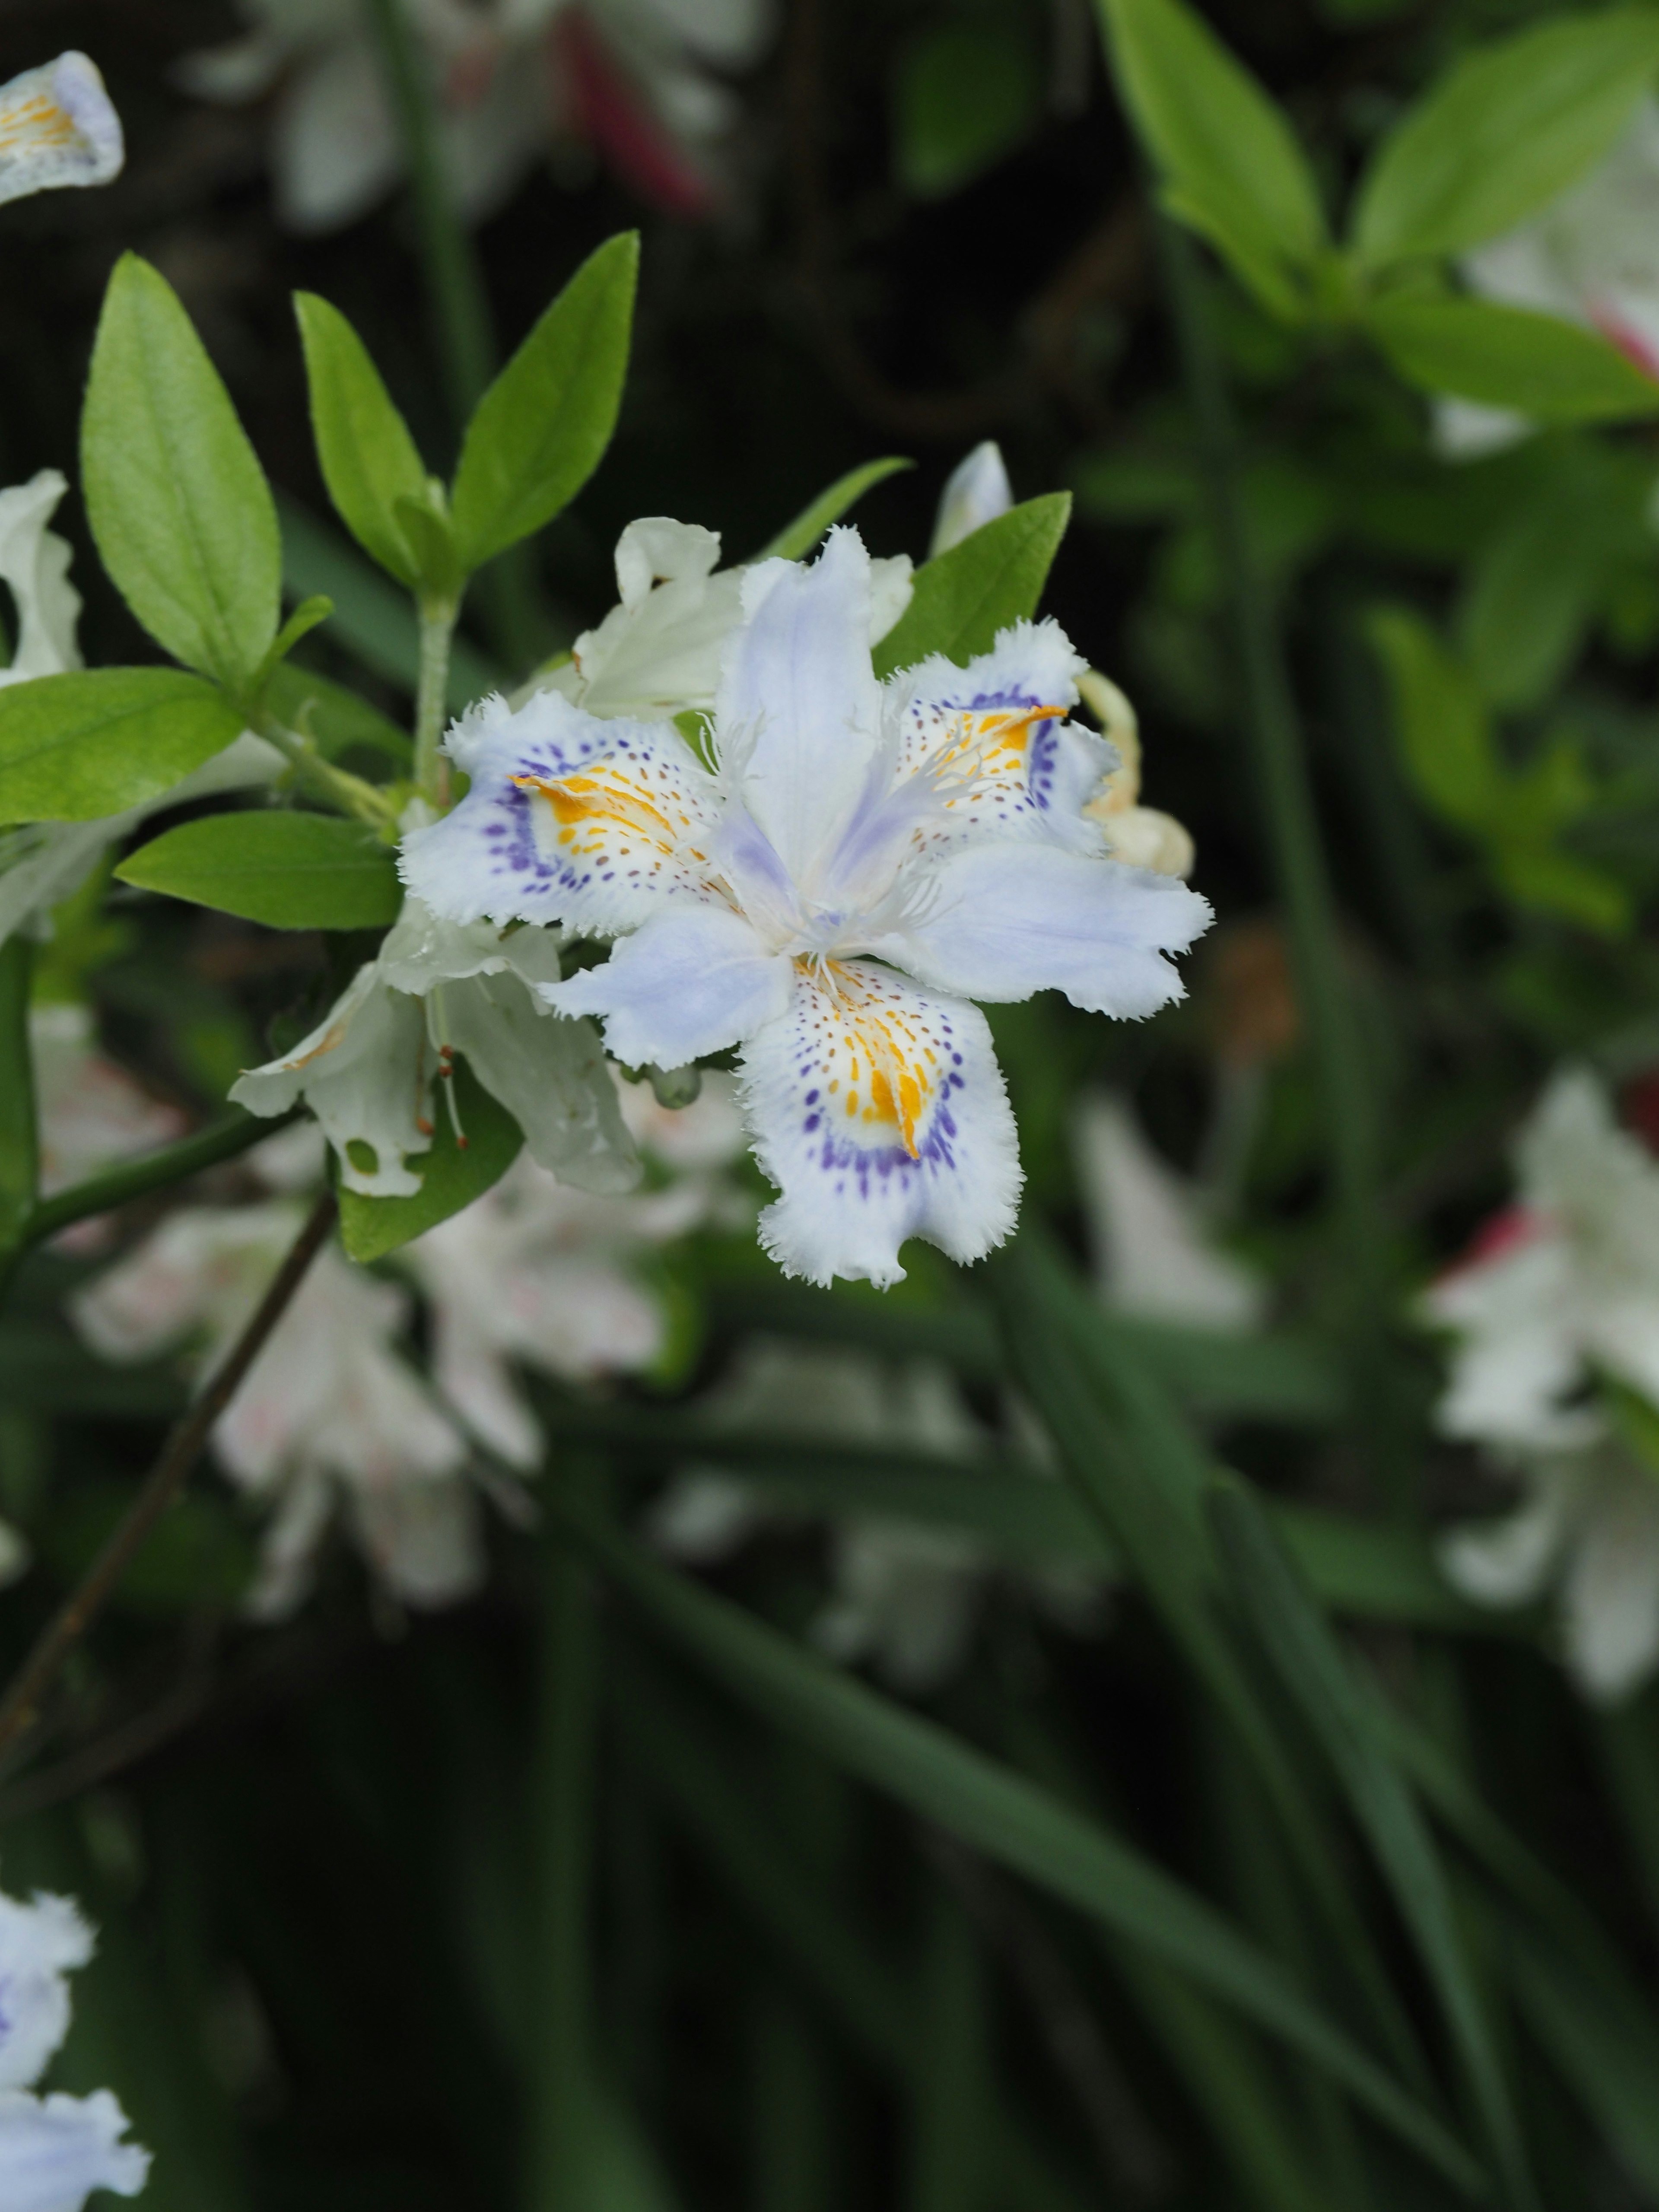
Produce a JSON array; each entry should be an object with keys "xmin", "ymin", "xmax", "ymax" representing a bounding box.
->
[{"xmin": 0, "ymin": 54, "xmax": 123, "ymax": 207}]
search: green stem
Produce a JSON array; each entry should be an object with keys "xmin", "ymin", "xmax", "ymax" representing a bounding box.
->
[
  {"xmin": 529, "ymin": 1450, "xmax": 602, "ymax": 2209},
  {"xmin": 23, "ymin": 1110, "xmax": 294, "ymax": 1253},
  {"xmin": 0, "ymin": 938, "xmax": 37, "ymax": 1254},
  {"xmin": 254, "ymin": 715, "xmax": 401, "ymax": 830},
  {"xmin": 1155, "ymin": 221, "xmax": 1386, "ymax": 1318},
  {"xmin": 415, "ymin": 595, "xmax": 459, "ymax": 808}
]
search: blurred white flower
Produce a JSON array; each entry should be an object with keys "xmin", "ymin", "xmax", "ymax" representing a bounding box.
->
[
  {"xmin": 230, "ymin": 893, "xmax": 638, "ymax": 1199},
  {"xmin": 177, "ymin": 0, "xmax": 770, "ymax": 233},
  {"xmin": 1073, "ymin": 1092, "xmax": 1265, "ymax": 1332},
  {"xmin": 929, "ymin": 441, "xmax": 1013, "ymax": 557},
  {"xmin": 0, "ymin": 471, "xmax": 279, "ymax": 951},
  {"xmin": 528, "ymin": 516, "xmax": 913, "ymax": 724},
  {"xmin": 1436, "ymin": 95, "xmax": 1659, "ymax": 459},
  {"xmin": 72, "ymin": 1205, "xmax": 477, "ymax": 1618},
  {"xmin": 1429, "ymin": 1068, "xmax": 1659, "ymax": 1698},
  {"xmin": 1424, "ymin": 1068, "xmax": 1659, "ymax": 1452},
  {"xmin": 0, "ymin": 53, "xmax": 123, "ymax": 207},
  {"xmin": 31, "ymin": 1006, "xmax": 185, "ymax": 1205},
  {"xmin": 0, "ymin": 1885, "xmax": 149, "ymax": 2212},
  {"xmin": 402, "ymin": 1069, "xmax": 750, "ymax": 1466},
  {"xmin": 1078, "ymin": 672, "xmax": 1195, "ymax": 880}
]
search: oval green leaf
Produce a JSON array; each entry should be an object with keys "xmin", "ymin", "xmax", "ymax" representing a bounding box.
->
[
  {"xmin": 1367, "ymin": 296, "xmax": 1659, "ymax": 423},
  {"xmin": 295, "ymin": 290, "xmax": 429, "ymax": 589},
  {"xmin": 116, "ymin": 809, "xmax": 402, "ymax": 928},
  {"xmin": 82, "ymin": 254, "xmax": 281, "ymax": 690},
  {"xmin": 754, "ymin": 457, "xmax": 914, "ymax": 561},
  {"xmin": 451, "ymin": 232, "xmax": 639, "ymax": 574},
  {"xmin": 873, "ymin": 492, "xmax": 1071, "ymax": 675},
  {"xmin": 0, "ymin": 669, "xmax": 245, "ymax": 825}
]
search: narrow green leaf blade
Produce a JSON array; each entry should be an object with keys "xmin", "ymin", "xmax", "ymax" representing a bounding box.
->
[
  {"xmin": 1096, "ymin": 0, "xmax": 1327, "ymax": 302},
  {"xmin": 1365, "ymin": 606, "xmax": 1499, "ymax": 828},
  {"xmin": 294, "ymin": 291, "xmax": 429, "ymax": 588},
  {"xmin": 116, "ymin": 810, "xmax": 402, "ymax": 929},
  {"xmin": 873, "ymin": 494, "xmax": 1071, "ymax": 676},
  {"xmin": 82, "ymin": 254, "xmax": 281, "ymax": 687},
  {"xmin": 452, "ymin": 232, "xmax": 639, "ymax": 572},
  {"xmin": 1353, "ymin": 8, "xmax": 1659, "ymax": 267},
  {"xmin": 554, "ymin": 1491, "xmax": 1484, "ymax": 2196},
  {"xmin": 755, "ymin": 458, "xmax": 914, "ymax": 560},
  {"xmin": 338, "ymin": 1057, "xmax": 522, "ymax": 1260},
  {"xmin": 0, "ymin": 670, "xmax": 244, "ymax": 824},
  {"xmin": 1367, "ymin": 296, "xmax": 1659, "ymax": 423}
]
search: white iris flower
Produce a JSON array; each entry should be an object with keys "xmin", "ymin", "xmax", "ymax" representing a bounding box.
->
[
  {"xmin": 0, "ymin": 1887, "xmax": 149, "ymax": 2212},
  {"xmin": 403, "ymin": 527, "xmax": 1211, "ymax": 1286}
]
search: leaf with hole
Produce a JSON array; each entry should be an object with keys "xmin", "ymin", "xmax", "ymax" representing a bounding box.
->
[{"xmin": 338, "ymin": 1057, "xmax": 523, "ymax": 1261}]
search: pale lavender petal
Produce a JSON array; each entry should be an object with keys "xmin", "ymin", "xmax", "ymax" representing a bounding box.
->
[{"xmin": 541, "ymin": 903, "xmax": 791, "ymax": 1069}]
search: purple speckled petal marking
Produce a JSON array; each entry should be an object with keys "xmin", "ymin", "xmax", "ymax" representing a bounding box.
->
[{"xmin": 739, "ymin": 960, "xmax": 1022, "ymax": 1288}]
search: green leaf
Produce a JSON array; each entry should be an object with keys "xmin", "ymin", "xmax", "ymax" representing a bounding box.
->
[
  {"xmin": 1367, "ymin": 296, "xmax": 1659, "ymax": 423},
  {"xmin": 338, "ymin": 1056, "xmax": 523, "ymax": 1261},
  {"xmin": 0, "ymin": 939, "xmax": 35, "ymax": 1248},
  {"xmin": 277, "ymin": 495, "xmax": 506, "ymax": 709},
  {"xmin": 451, "ymin": 232, "xmax": 639, "ymax": 573},
  {"xmin": 754, "ymin": 458, "xmax": 914, "ymax": 561},
  {"xmin": 1209, "ymin": 1481, "xmax": 1535, "ymax": 2208},
  {"xmin": 892, "ymin": 25, "xmax": 1042, "ymax": 200},
  {"xmin": 1095, "ymin": 0, "xmax": 1328, "ymax": 315},
  {"xmin": 394, "ymin": 492, "xmax": 462, "ymax": 601},
  {"xmin": 1352, "ymin": 9, "xmax": 1659, "ymax": 268},
  {"xmin": 1494, "ymin": 844, "xmax": 1631, "ymax": 936},
  {"xmin": 116, "ymin": 810, "xmax": 402, "ymax": 929},
  {"xmin": 265, "ymin": 661, "xmax": 411, "ymax": 766},
  {"xmin": 552, "ymin": 1490, "xmax": 1484, "ymax": 2195},
  {"xmin": 82, "ymin": 254, "xmax": 281, "ymax": 689},
  {"xmin": 1506, "ymin": 1924, "xmax": 1659, "ymax": 2194},
  {"xmin": 294, "ymin": 290, "xmax": 430, "ymax": 589},
  {"xmin": 1365, "ymin": 607, "xmax": 1499, "ymax": 827},
  {"xmin": 0, "ymin": 669, "xmax": 245, "ymax": 825},
  {"xmin": 874, "ymin": 494, "xmax": 1070, "ymax": 676}
]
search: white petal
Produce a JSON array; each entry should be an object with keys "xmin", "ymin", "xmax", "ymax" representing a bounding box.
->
[
  {"xmin": 1093, "ymin": 804, "xmax": 1195, "ymax": 878},
  {"xmin": 172, "ymin": 27, "xmax": 292, "ymax": 103},
  {"xmin": 740, "ymin": 961, "xmax": 1022, "ymax": 1288},
  {"xmin": 402, "ymin": 691, "xmax": 722, "ymax": 934},
  {"xmin": 613, "ymin": 517, "xmax": 722, "ymax": 609},
  {"xmin": 439, "ymin": 968, "xmax": 642, "ymax": 1195},
  {"xmin": 0, "ymin": 473, "xmax": 80, "ymax": 681},
  {"xmin": 0, "ymin": 55, "xmax": 123, "ymax": 207},
  {"xmin": 1074, "ymin": 1092, "xmax": 1264, "ymax": 1331},
  {"xmin": 350, "ymin": 1475, "xmax": 485, "ymax": 1610},
  {"xmin": 245, "ymin": 1469, "xmax": 334, "ymax": 1621},
  {"xmin": 0, "ymin": 1894, "xmax": 91, "ymax": 2091},
  {"xmin": 717, "ymin": 527, "xmax": 884, "ymax": 886},
  {"xmin": 814, "ymin": 1519, "xmax": 985, "ymax": 1692},
  {"xmin": 543, "ymin": 902, "xmax": 790, "ymax": 1069},
  {"xmin": 230, "ymin": 967, "xmax": 431, "ymax": 1197},
  {"xmin": 1438, "ymin": 1487, "xmax": 1566, "ymax": 1609},
  {"xmin": 1560, "ymin": 1464, "xmax": 1659, "ymax": 1701},
  {"xmin": 870, "ymin": 842, "xmax": 1211, "ymax": 1018},
  {"xmin": 31, "ymin": 1005, "xmax": 184, "ymax": 1198},
  {"xmin": 929, "ymin": 441, "xmax": 1012, "ymax": 556},
  {"xmin": 375, "ymin": 896, "xmax": 561, "ymax": 994},
  {"xmin": 1431, "ymin": 398, "xmax": 1531, "ymax": 460},
  {"xmin": 0, "ymin": 2088, "xmax": 149, "ymax": 2210},
  {"xmin": 645, "ymin": 1474, "xmax": 768, "ymax": 1561},
  {"xmin": 868, "ymin": 554, "xmax": 914, "ymax": 644},
  {"xmin": 270, "ymin": 42, "xmax": 400, "ymax": 232}
]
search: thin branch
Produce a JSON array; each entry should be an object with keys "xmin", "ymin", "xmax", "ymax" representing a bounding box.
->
[
  {"xmin": 17, "ymin": 1107, "xmax": 297, "ymax": 1255},
  {"xmin": 0, "ymin": 1189, "xmax": 337, "ymax": 1761}
]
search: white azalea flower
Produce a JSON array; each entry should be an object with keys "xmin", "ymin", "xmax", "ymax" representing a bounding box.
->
[
  {"xmin": 531, "ymin": 516, "xmax": 913, "ymax": 724},
  {"xmin": 402, "ymin": 1070, "xmax": 750, "ymax": 1467},
  {"xmin": 0, "ymin": 1886, "xmax": 149, "ymax": 2211},
  {"xmin": 72, "ymin": 1206, "xmax": 476, "ymax": 1618},
  {"xmin": 176, "ymin": 0, "xmax": 769, "ymax": 233},
  {"xmin": 229, "ymin": 893, "xmax": 638, "ymax": 1199},
  {"xmin": 0, "ymin": 471, "xmax": 280, "ymax": 950},
  {"xmin": 1428, "ymin": 1068, "xmax": 1659, "ymax": 1698},
  {"xmin": 404, "ymin": 526, "xmax": 1211, "ymax": 1287},
  {"xmin": 1074, "ymin": 1092, "xmax": 1265, "ymax": 1331},
  {"xmin": 1436, "ymin": 95, "xmax": 1659, "ymax": 459},
  {"xmin": 0, "ymin": 53, "xmax": 123, "ymax": 207},
  {"xmin": 929, "ymin": 440, "xmax": 1014, "ymax": 556}
]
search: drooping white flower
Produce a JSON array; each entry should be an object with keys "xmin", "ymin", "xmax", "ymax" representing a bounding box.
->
[
  {"xmin": 1074, "ymin": 1092, "xmax": 1265, "ymax": 1331},
  {"xmin": 1437, "ymin": 95, "xmax": 1659, "ymax": 458},
  {"xmin": 404, "ymin": 527, "xmax": 1211, "ymax": 1287},
  {"xmin": 929, "ymin": 441, "xmax": 1013, "ymax": 556},
  {"xmin": 0, "ymin": 1886, "xmax": 149, "ymax": 2212},
  {"xmin": 0, "ymin": 471, "xmax": 280, "ymax": 951},
  {"xmin": 72, "ymin": 1205, "xmax": 476, "ymax": 1618},
  {"xmin": 1077, "ymin": 673, "xmax": 1195, "ymax": 879},
  {"xmin": 529, "ymin": 516, "xmax": 913, "ymax": 725},
  {"xmin": 176, "ymin": 0, "xmax": 769, "ymax": 233},
  {"xmin": 1424, "ymin": 1068, "xmax": 1659, "ymax": 1452},
  {"xmin": 229, "ymin": 893, "xmax": 638, "ymax": 1200},
  {"xmin": 402, "ymin": 1070, "xmax": 750, "ymax": 1467},
  {"xmin": 0, "ymin": 53, "xmax": 123, "ymax": 207},
  {"xmin": 1428, "ymin": 1068, "xmax": 1659, "ymax": 1698}
]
